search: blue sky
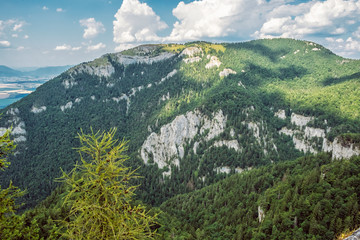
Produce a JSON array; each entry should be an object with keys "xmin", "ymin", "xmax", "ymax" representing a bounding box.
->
[{"xmin": 1, "ymin": 0, "xmax": 360, "ymax": 68}]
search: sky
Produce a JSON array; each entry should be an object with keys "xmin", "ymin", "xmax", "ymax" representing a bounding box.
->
[{"xmin": 0, "ymin": 0, "xmax": 360, "ymax": 68}]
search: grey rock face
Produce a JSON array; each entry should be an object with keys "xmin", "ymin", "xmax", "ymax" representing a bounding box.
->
[
  {"xmin": 141, "ymin": 109, "xmax": 227, "ymax": 176},
  {"xmin": 344, "ymin": 229, "xmax": 360, "ymax": 240},
  {"xmin": 114, "ymin": 52, "xmax": 175, "ymax": 66}
]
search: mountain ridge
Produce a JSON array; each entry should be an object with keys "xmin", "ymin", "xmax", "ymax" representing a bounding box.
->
[
  {"xmin": 0, "ymin": 65, "xmax": 72, "ymax": 78},
  {"xmin": 0, "ymin": 38, "xmax": 359, "ymax": 211}
]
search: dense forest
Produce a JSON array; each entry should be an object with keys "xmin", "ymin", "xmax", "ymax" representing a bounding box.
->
[
  {"xmin": 159, "ymin": 153, "xmax": 360, "ymax": 239},
  {"xmin": 0, "ymin": 39, "xmax": 360, "ymax": 239}
]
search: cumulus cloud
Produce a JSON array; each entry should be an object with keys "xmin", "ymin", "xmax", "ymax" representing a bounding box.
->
[
  {"xmin": 114, "ymin": 43, "xmax": 137, "ymax": 52},
  {"xmin": 166, "ymin": 0, "xmax": 286, "ymax": 42},
  {"xmin": 0, "ymin": 40, "xmax": 11, "ymax": 47},
  {"xmin": 24, "ymin": 35, "xmax": 29, "ymax": 39},
  {"xmin": 0, "ymin": 19, "xmax": 26, "ymax": 37},
  {"xmin": 80, "ymin": 18, "xmax": 105, "ymax": 39},
  {"xmin": 56, "ymin": 8, "xmax": 64, "ymax": 12},
  {"xmin": 42, "ymin": 6, "xmax": 48, "ymax": 11},
  {"xmin": 113, "ymin": 0, "xmax": 167, "ymax": 45},
  {"xmin": 17, "ymin": 46, "xmax": 24, "ymax": 51},
  {"xmin": 71, "ymin": 46, "xmax": 82, "ymax": 51},
  {"xmin": 255, "ymin": 0, "xmax": 360, "ymax": 39},
  {"xmin": 13, "ymin": 23, "xmax": 24, "ymax": 32},
  {"xmin": 55, "ymin": 44, "xmax": 71, "ymax": 51},
  {"xmin": 54, "ymin": 44, "xmax": 81, "ymax": 51},
  {"xmin": 354, "ymin": 26, "xmax": 360, "ymax": 39},
  {"xmin": 87, "ymin": 42, "xmax": 106, "ymax": 51}
]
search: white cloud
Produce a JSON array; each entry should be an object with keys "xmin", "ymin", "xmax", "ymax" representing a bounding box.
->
[
  {"xmin": 0, "ymin": 40, "xmax": 11, "ymax": 47},
  {"xmin": 114, "ymin": 43, "xmax": 136, "ymax": 52},
  {"xmin": 24, "ymin": 35, "xmax": 29, "ymax": 39},
  {"xmin": 0, "ymin": 21, "xmax": 4, "ymax": 33},
  {"xmin": 256, "ymin": 0, "xmax": 360, "ymax": 39},
  {"xmin": 113, "ymin": 0, "xmax": 167, "ymax": 45},
  {"xmin": 80, "ymin": 18, "xmax": 105, "ymax": 39},
  {"xmin": 331, "ymin": 28, "xmax": 346, "ymax": 35},
  {"xmin": 17, "ymin": 46, "xmax": 24, "ymax": 51},
  {"xmin": 344, "ymin": 37, "xmax": 360, "ymax": 51},
  {"xmin": 13, "ymin": 23, "xmax": 24, "ymax": 32},
  {"xmin": 54, "ymin": 44, "xmax": 82, "ymax": 51},
  {"xmin": 87, "ymin": 42, "xmax": 106, "ymax": 51},
  {"xmin": 72, "ymin": 46, "xmax": 82, "ymax": 51},
  {"xmin": 166, "ymin": 0, "xmax": 293, "ymax": 42},
  {"xmin": 354, "ymin": 26, "xmax": 360, "ymax": 39},
  {"xmin": 0, "ymin": 19, "xmax": 26, "ymax": 37},
  {"xmin": 55, "ymin": 44, "xmax": 71, "ymax": 51},
  {"xmin": 56, "ymin": 8, "xmax": 64, "ymax": 12},
  {"xmin": 12, "ymin": 34, "xmax": 18, "ymax": 38},
  {"xmin": 42, "ymin": 6, "xmax": 49, "ymax": 11}
]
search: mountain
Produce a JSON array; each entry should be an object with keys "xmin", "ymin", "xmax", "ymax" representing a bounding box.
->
[
  {"xmin": 0, "ymin": 65, "xmax": 72, "ymax": 78},
  {"xmin": 25, "ymin": 65, "xmax": 73, "ymax": 77},
  {"xmin": 0, "ymin": 65, "xmax": 73, "ymax": 109},
  {"xmin": 0, "ymin": 39, "xmax": 359, "ymax": 213},
  {"xmin": 0, "ymin": 65, "xmax": 23, "ymax": 77}
]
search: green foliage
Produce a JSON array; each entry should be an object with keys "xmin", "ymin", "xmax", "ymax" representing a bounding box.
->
[
  {"xmin": 0, "ymin": 38, "xmax": 359, "ymax": 211},
  {"xmin": 57, "ymin": 128, "xmax": 158, "ymax": 239},
  {"xmin": 0, "ymin": 128, "xmax": 15, "ymax": 170},
  {"xmin": 0, "ymin": 128, "xmax": 40, "ymax": 239},
  {"xmin": 160, "ymin": 153, "xmax": 360, "ymax": 240}
]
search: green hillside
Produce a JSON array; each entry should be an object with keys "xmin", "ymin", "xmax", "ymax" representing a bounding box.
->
[
  {"xmin": 160, "ymin": 153, "xmax": 360, "ymax": 240},
  {"xmin": 0, "ymin": 38, "xmax": 359, "ymax": 211}
]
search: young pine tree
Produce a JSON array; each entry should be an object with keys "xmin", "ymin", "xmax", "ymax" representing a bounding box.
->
[
  {"xmin": 0, "ymin": 129, "xmax": 40, "ymax": 239},
  {"xmin": 58, "ymin": 128, "xmax": 158, "ymax": 239}
]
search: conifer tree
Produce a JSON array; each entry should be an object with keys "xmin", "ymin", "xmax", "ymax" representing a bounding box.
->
[
  {"xmin": 0, "ymin": 129, "xmax": 40, "ymax": 239},
  {"xmin": 59, "ymin": 128, "xmax": 158, "ymax": 239}
]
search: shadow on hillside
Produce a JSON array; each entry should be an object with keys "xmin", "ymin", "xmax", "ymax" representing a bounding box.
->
[
  {"xmin": 228, "ymin": 42, "xmax": 290, "ymax": 63},
  {"xmin": 241, "ymin": 63, "xmax": 308, "ymax": 87},
  {"xmin": 323, "ymin": 72, "xmax": 360, "ymax": 86}
]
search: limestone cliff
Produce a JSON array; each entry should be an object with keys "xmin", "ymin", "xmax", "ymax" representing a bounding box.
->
[
  {"xmin": 141, "ymin": 109, "xmax": 227, "ymax": 176},
  {"xmin": 279, "ymin": 112, "xmax": 360, "ymax": 160}
]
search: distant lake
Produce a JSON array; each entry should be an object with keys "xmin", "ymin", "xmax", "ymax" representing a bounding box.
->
[{"xmin": 0, "ymin": 97, "xmax": 26, "ymax": 109}]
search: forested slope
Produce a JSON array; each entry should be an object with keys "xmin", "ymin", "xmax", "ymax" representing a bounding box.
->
[
  {"xmin": 160, "ymin": 153, "xmax": 360, "ymax": 240},
  {"xmin": 0, "ymin": 39, "xmax": 359, "ymax": 210}
]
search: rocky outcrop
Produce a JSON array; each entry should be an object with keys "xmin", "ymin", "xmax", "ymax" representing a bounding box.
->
[
  {"xmin": 72, "ymin": 63, "xmax": 115, "ymax": 78},
  {"xmin": 63, "ymin": 51, "xmax": 175, "ymax": 89},
  {"xmin": 31, "ymin": 106, "xmax": 46, "ymax": 113},
  {"xmin": 332, "ymin": 137, "xmax": 360, "ymax": 160},
  {"xmin": 280, "ymin": 112, "xmax": 360, "ymax": 160},
  {"xmin": 180, "ymin": 47, "xmax": 203, "ymax": 57},
  {"xmin": 238, "ymin": 81, "xmax": 246, "ymax": 88},
  {"xmin": 60, "ymin": 102, "xmax": 73, "ymax": 112},
  {"xmin": 279, "ymin": 126, "xmax": 320, "ymax": 154},
  {"xmin": 291, "ymin": 113, "xmax": 314, "ymax": 127},
  {"xmin": 258, "ymin": 206, "xmax": 265, "ymax": 223},
  {"xmin": 1, "ymin": 108, "xmax": 27, "ymax": 143},
  {"xmin": 213, "ymin": 140, "xmax": 241, "ymax": 152},
  {"xmin": 214, "ymin": 166, "xmax": 231, "ymax": 174},
  {"xmin": 219, "ymin": 68, "xmax": 236, "ymax": 77},
  {"xmin": 114, "ymin": 52, "xmax": 175, "ymax": 66},
  {"xmin": 274, "ymin": 109, "xmax": 286, "ymax": 119},
  {"xmin": 157, "ymin": 69, "xmax": 177, "ymax": 84},
  {"xmin": 62, "ymin": 78, "xmax": 78, "ymax": 89},
  {"xmin": 344, "ymin": 228, "xmax": 360, "ymax": 240},
  {"xmin": 181, "ymin": 47, "xmax": 203, "ymax": 64},
  {"xmin": 205, "ymin": 56, "xmax": 221, "ymax": 69},
  {"xmin": 183, "ymin": 56, "xmax": 201, "ymax": 64},
  {"xmin": 141, "ymin": 109, "xmax": 227, "ymax": 176}
]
